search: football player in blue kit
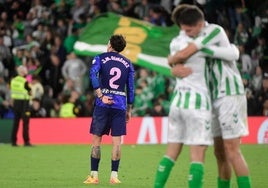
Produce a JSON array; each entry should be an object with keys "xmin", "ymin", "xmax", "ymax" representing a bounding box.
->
[{"xmin": 83, "ymin": 34, "xmax": 135, "ymax": 185}]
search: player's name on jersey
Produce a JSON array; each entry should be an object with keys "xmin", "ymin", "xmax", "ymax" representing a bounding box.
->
[{"xmin": 101, "ymin": 56, "xmax": 130, "ymax": 68}]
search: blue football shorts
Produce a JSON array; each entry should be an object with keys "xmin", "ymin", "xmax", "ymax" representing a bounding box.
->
[{"xmin": 90, "ymin": 106, "xmax": 126, "ymax": 136}]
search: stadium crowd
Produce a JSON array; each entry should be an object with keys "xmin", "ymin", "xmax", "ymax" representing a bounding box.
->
[{"xmin": 0, "ymin": 0, "xmax": 268, "ymax": 118}]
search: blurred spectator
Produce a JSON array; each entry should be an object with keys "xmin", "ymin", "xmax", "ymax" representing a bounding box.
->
[
  {"xmin": 45, "ymin": 53, "xmax": 64, "ymax": 98},
  {"xmin": 59, "ymin": 91, "xmax": 81, "ymax": 118},
  {"xmin": 40, "ymin": 28, "xmax": 54, "ymax": 53},
  {"xmin": 160, "ymin": 0, "xmax": 173, "ymax": 14},
  {"xmin": 149, "ymin": 101, "xmax": 166, "ymax": 116},
  {"xmin": 84, "ymin": 91, "xmax": 95, "ymax": 116},
  {"xmin": 234, "ymin": 22, "xmax": 251, "ymax": 52},
  {"xmin": 61, "ymin": 52, "xmax": 87, "ymax": 93},
  {"xmin": 0, "ymin": 34, "xmax": 13, "ymax": 77},
  {"xmin": 0, "ymin": 76, "xmax": 12, "ymax": 118},
  {"xmin": 263, "ymin": 98, "xmax": 268, "ymax": 116},
  {"xmin": 136, "ymin": 68, "xmax": 153, "ymax": 86},
  {"xmin": 0, "ymin": 11, "xmax": 13, "ymax": 41},
  {"xmin": 24, "ymin": 33, "xmax": 40, "ymax": 56},
  {"xmin": 50, "ymin": 99, "xmax": 61, "ymax": 117},
  {"xmin": 32, "ymin": 22, "xmax": 46, "ymax": 42},
  {"xmin": 139, "ymin": 79, "xmax": 153, "ymax": 106},
  {"xmin": 51, "ymin": 34, "xmax": 67, "ymax": 63},
  {"xmin": 147, "ymin": 4, "xmax": 172, "ymax": 26},
  {"xmin": 224, "ymin": 0, "xmax": 244, "ymax": 33},
  {"xmin": 150, "ymin": 72, "xmax": 166, "ymax": 99},
  {"xmin": 55, "ymin": 18, "xmax": 68, "ymax": 37},
  {"xmin": 122, "ymin": 0, "xmax": 139, "ymax": 18},
  {"xmin": 70, "ymin": 89, "xmax": 87, "ymax": 117},
  {"xmin": 245, "ymin": 88, "xmax": 257, "ymax": 116},
  {"xmin": 29, "ymin": 0, "xmax": 48, "ymax": 21},
  {"xmin": 30, "ymin": 75, "xmax": 44, "ymax": 102},
  {"xmin": 25, "ymin": 57, "xmax": 40, "ymax": 82},
  {"xmin": 238, "ymin": 45, "xmax": 252, "ymax": 75},
  {"xmin": 70, "ymin": 0, "xmax": 88, "ymax": 24},
  {"xmin": 13, "ymin": 48, "xmax": 26, "ymax": 67},
  {"xmin": 253, "ymin": 36, "xmax": 268, "ymax": 73},
  {"xmin": 251, "ymin": 66, "xmax": 263, "ymax": 95},
  {"xmin": 0, "ymin": 60, "xmax": 4, "ymax": 77},
  {"xmin": 29, "ymin": 97, "xmax": 46, "ymax": 117},
  {"xmin": 86, "ymin": 0, "xmax": 103, "ymax": 19},
  {"xmin": 156, "ymin": 94, "xmax": 170, "ymax": 115},
  {"xmin": 134, "ymin": 0, "xmax": 151, "ymax": 20},
  {"xmin": 241, "ymin": 72, "xmax": 252, "ymax": 93},
  {"xmin": 255, "ymin": 75, "xmax": 268, "ymax": 115},
  {"xmin": 73, "ymin": 13, "xmax": 87, "ymax": 30},
  {"xmin": 41, "ymin": 85, "xmax": 54, "ymax": 117},
  {"xmin": 107, "ymin": 0, "xmax": 124, "ymax": 14},
  {"xmin": 23, "ymin": 11, "xmax": 36, "ymax": 37},
  {"xmin": 63, "ymin": 27, "xmax": 79, "ymax": 54},
  {"xmin": 12, "ymin": 12, "xmax": 25, "ymax": 47},
  {"xmin": 0, "ymin": 33, "xmax": 12, "ymax": 62},
  {"xmin": 132, "ymin": 86, "xmax": 149, "ymax": 116}
]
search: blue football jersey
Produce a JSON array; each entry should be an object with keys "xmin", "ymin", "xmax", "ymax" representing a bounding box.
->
[{"xmin": 90, "ymin": 52, "xmax": 135, "ymax": 110}]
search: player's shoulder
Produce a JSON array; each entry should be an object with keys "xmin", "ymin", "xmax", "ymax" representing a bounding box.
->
[
  {"xmin": 171, "ymin": 31, "xmax": 191, "ymax": 42},
  {"xmin": 205, "ymin": 22, "xmax": 225, "ymax": 33},
  {"xmin": 92, "ymin": 55, "xmax": 101, "ymax": 65}
]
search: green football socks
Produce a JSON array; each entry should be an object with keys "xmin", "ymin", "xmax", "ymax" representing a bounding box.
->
[
  {"xmin": 217, "ymin": 177, "xmax": 230, "ymax": 188},
  {"xmin": 188, "ymin": 162, "xmax": 204, "ymax": 188},
  {"xmin": 154, "ymin": 156, "xmax": 175, "ymax": 188},
  {"xmin": 237, "ymin": 176, "xmax": 251, "ymax": 188}
]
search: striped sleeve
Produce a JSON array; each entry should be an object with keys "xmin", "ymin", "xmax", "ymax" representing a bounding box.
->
[
  {"xmin": 193, "ymin": 27, "xmax": 221, "ymax": 49},
  {"xmin": 200, "ymin": 44, "xmax": 239, "ymax": 61}
]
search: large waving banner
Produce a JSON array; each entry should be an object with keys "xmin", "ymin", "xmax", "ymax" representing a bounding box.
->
[{"xmin": 74, "ymin": 12, "xmax": 179, "ymax": 76}]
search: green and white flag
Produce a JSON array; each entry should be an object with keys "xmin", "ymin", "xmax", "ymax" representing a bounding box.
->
[{"xmin": 74, "ymin": 12, "xmax": 179, "ymax": 76}]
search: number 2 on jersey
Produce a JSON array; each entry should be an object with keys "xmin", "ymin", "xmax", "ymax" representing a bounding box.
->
[{"xmin": 109, "ymin": 67, "xmax": 121, "ymax": 89}]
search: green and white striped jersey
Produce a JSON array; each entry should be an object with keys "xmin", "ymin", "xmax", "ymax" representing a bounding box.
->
[
  {"xmin": 196, "ymin": 23, "xmax": 245, "ymax": 99},
  {"xmin": 170, "ymin": 32, "xmax": 211, "ymax": 110}
]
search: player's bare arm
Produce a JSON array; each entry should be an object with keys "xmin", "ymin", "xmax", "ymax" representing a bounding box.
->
[
  {"xmin": 170, "ymin": 64, "xmax": 192, "ymax": 78},
  {"xmin": 169, "ymin": 43, "xmax": 199, "ymax": 66},
  {"xmin": 126, "ymin": 104, "xmax": 132, "ymax": 123}
]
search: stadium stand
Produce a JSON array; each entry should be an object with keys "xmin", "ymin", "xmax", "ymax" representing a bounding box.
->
[{"xmin": 0, "ymin": 0, "xmax": 267, "ymax": 118}]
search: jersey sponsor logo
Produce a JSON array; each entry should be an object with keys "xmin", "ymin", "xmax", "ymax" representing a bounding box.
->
[
  {"xmin": 177, "ymin": 86, "xmax": 191, "ymax": 91},
  {"xmin": 158, "ymin": 165, "xmax": 165, "ymax": 172},
  {"xmin": 205, "ymin": 120, "xmax": 210, "ymax": 130},
  {"xmin": 221, "ymin": 123, "xmax": 232, "ymax": 131},
  {"xmin": 102, "ymin": 88, "xmax": 126, "ymax": 96},
  {"xmin": 233, "ymin": 113, "xmax": 238, "ymax": 123}
]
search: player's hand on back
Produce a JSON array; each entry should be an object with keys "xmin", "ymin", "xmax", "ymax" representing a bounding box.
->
[
  {"xmin": 171, "ymin": 64, "xmax": 192, "ymax": 78},
  {"xmin": 101, "ymin": 95, "xmax": 114, "ymax": 105}
]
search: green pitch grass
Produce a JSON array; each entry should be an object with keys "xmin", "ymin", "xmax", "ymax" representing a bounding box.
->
[{"xmin": 0, "ymin": 144, "xmax": 267, "ymax": 188}]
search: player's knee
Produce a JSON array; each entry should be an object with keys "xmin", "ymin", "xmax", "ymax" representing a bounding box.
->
[{"xmin": 223, "ymin": 142, "xmax": 242, "ymax": 162}]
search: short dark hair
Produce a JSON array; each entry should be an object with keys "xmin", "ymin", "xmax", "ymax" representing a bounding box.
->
[
  {"xmin": 171, "ymin": 4, "xmax": 194, "ymax": 26},
  {"xmin": 109, "ymin": 34, "xmax": 126, "ymax": 52},
  {"xmin": 178, "ymin": 6, "xmax": 204, "ymax": 26}
]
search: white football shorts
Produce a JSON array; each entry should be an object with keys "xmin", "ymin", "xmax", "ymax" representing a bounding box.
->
[
  {"xmin": 212, "ymin": 95, "xmax": 249, "ymax": 139},
  {"xmin": 167, "ymin": 106, "xmax": 213, "ymax": 145}
]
